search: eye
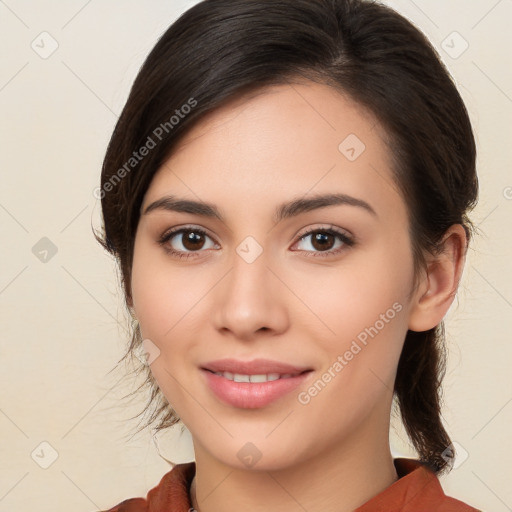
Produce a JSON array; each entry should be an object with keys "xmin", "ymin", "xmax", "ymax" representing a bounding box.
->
[
  {"xmin": 158, "ymin": 226, "xmax": 218, "ymax": 259},
  {"xmin": 292, "ymin": 226, "xmax": 355, "ymax": 257}
]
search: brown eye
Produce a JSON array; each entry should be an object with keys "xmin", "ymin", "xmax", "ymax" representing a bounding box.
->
[
  {"xmin": 310, "ymin": 232, "xmax": 336, "ymax": 251},
  {"xmin": 181, "ymin": 230, "xmax": 206, "ymax": 251},
  {"xmin": 159, "ymin": 226, "xmax": 217, "ymax": 257},
  {"xmin": 293, "ymin": 227, "xmax": 354, "ymax": 257}
]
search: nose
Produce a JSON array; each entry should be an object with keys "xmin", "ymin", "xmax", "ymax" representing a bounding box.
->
[{"xmin": 211, "ymin": 245, "xmax": 290, "ymax": 341}]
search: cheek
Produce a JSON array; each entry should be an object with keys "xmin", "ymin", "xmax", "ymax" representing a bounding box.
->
[
  {"xmin": 131, "ymin": 236, "xmax": 206, "ymax": 340},
  {"xmin": 130, "ymin": 240, "xmax": 201, "ymax": 415},
  {"xmin": 292, "ymin": 265, "xmax": 409, "ymax": 432},
  {"xmin": 288, "ymin": 237, "xmax": 413, "ymax": 393},
  {"xmin": 289, "ymin": 250, "xmax": 412, "ymax": 342}
]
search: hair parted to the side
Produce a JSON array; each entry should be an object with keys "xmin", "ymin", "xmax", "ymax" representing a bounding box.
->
[{"xmin": 95, "ymin": 0, "xmax": 478, "ymax": 474}]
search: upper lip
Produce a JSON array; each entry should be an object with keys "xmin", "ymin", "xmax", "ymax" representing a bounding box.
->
[{"xmin": 201, "ymin": 358, "xmax": 312, "ymax": 375}]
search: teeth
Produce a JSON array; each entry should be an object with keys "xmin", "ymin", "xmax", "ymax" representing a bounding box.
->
[{"xmin": 213, "ymin": 371, "xmax": 294, "ymax": 382}]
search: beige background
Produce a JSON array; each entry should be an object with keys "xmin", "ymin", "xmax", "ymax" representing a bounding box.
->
[{"xmin": 0, "ymin": 0, "xmax": 511, "ymax": 510}]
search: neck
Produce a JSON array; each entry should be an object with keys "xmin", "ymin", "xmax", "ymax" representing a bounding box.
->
[{"xmin": 189, "ymin": 419, "xmax": 398, "ymax": 512}]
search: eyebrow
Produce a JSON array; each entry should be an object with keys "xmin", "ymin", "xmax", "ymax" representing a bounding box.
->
[{"xmin": 143, "ymin": 192, "xmax": 377, "ymax": 223}]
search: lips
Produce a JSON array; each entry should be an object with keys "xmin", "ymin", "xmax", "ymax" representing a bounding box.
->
[{"xmin": 200, "ymin": 358, "xmax": 314, "ymax": 408}]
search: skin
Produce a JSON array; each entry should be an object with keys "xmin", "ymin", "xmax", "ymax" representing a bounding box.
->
[{"xmin": 130, "ymin": 80, "xmax": 466, "ymax": 512}]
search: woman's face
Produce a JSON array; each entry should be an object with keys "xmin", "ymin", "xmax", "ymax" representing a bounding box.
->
[{"xmin": 131, "ymin": 81, "xmax": 420, "ymax": 470}]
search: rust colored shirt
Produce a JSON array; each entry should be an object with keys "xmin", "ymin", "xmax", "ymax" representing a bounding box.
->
[{"xmin": 102, "ymin": 458, "xmax": 480, "ymax": 511}]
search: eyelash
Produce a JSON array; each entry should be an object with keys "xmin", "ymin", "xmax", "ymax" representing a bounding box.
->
[{"xmin": 157, "ymin": 224, "xmax": 355, "ymax": 260}]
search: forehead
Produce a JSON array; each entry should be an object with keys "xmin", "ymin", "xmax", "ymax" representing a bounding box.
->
[{"xmin": 144, "ymin": 81, "xmax": 404, "ymax": 223}]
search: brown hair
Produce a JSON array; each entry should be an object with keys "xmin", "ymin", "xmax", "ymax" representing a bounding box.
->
[{"xmin": 96, "ymin": 0, "xmax": 478, "ymax": 474}]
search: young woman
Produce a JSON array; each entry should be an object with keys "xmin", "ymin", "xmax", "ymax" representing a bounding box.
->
[{"xmin": 97, "ymin": 0, "xmax": 481, "ymax": 510}]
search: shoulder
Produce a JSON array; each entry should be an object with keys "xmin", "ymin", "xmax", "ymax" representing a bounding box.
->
[
  {"xmin": 397, "ymin": 458, "xmax": 481, "ymax": 511},
  {"xmin": 355, "ymin": 458, "xmax": 481, "ymax": 511},
  {"xmin": 99, "ymin": 462, "xmax": 196, "ymax": 512}
]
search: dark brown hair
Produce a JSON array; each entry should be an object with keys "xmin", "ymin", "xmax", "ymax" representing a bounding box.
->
[{"xmin": 96, "ymin": 0, "xmax": 478, "ymax": 474}]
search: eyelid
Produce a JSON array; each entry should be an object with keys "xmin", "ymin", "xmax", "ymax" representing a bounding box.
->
[{"xmin": 294, "ymin": 223, "xmax": 353, "ymax": 241}]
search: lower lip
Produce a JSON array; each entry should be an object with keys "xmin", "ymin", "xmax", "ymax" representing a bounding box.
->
[{"xmin": 202, "ymin": 369, "xmax": 311, "ymax": 409}]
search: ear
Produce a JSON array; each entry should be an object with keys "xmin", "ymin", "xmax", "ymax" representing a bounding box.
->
[{"xmin": 408, "ymin": 224, "xmax": 467, "ymax": 332}]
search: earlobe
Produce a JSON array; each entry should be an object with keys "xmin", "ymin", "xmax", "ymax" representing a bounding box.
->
[{"xmin": 407, "ymin": 225, "xmax": 467, "ymax": 333}]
